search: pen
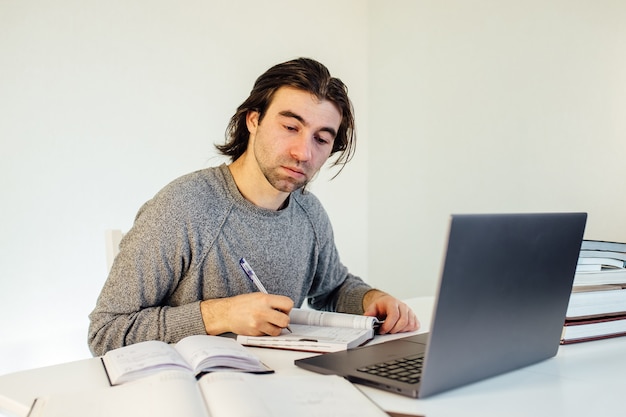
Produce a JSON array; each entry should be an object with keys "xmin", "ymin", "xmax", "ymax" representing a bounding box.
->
[{"xmin": 239, "ymin": 257, "xmax": 292, "ymax": 333}]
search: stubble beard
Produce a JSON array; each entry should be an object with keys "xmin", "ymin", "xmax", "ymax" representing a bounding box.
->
[{"xmin": 261, "ymin": 163, "xmax": 309, "ymax": 193}]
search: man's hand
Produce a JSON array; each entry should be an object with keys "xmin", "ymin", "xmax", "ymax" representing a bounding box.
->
[
  {"xmin": 200, "ymin": 293, "xmax": 294, "ymax": 336},
  {"xmin": 362, "ymin": 289, "xmax": 420, "ymax": 334}
]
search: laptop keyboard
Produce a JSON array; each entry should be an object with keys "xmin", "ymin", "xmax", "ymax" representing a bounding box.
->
[{"xmin": 357, "ymin": 354, "xmax": 424, "ymax": 384}]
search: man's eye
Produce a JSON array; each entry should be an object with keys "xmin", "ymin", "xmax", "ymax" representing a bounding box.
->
[
  {"xmin": 284, "ymin": 125, "xmax": 297, "ymax": 132},
  {"xmin": 315, "ymin": 135, "xmax": 331, "ymax": 145}
]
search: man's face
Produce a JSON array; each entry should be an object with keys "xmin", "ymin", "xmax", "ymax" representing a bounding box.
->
[{"xmin": 246, "ymin": 86, "xmax": 341, "ymax": 193}]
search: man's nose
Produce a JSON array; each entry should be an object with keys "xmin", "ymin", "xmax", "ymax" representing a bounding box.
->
[{"xmin": 290, "ymin": 134, "xmax": 313, "ymax": 162}]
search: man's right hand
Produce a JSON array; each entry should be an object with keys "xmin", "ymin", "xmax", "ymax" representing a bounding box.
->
[{"xmin": 200, "ymin": 293, "xmax": 294, "ymax": 336}]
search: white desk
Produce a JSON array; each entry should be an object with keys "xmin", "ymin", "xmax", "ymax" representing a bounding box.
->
[{"xmin": 1, "ymin": 297, "xmax": 626, "ymax": 417}]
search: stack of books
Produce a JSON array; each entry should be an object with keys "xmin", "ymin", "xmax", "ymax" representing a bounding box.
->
[{"xmin": 562, "ymin": 240, "xmax": 626, "ymax": 344}]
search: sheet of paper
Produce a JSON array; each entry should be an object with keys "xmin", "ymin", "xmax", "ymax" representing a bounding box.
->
[
  {"xmin": 199, "ymin": 373, "xmax": 388, "ymax": 417},
  {"xmin": 29, "ymin": 371, "xmax": 206, "ymax": 417},
  {"xmin": 290, "ymin": 308, "xmax": 380, "ymax": 329}
]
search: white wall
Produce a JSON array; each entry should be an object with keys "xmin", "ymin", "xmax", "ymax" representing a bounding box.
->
[
  {"xmin": 2, "ymin": 0, "xmax": 626, "ymax": 376},
  {"xmin": 367, "ymin": 0, "xmax": 626, "ymax": 297},
  {"xmin": 0, "ymin": 0, "xmax": 369, "ymax": 375}
]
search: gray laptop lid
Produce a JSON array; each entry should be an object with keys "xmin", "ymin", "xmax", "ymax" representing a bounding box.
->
[{"xmin": 296, "ymin": 212, "xmax": 587, "ymax": 398}]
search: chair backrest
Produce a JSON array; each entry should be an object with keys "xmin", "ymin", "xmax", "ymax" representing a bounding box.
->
[{"xmin": 105, "ymin": 229, "xmax": 124, "ymax": 271}]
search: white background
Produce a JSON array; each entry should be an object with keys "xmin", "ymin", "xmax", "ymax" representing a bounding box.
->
[{"xmin": 1, "ymin": 0, "xmax": 625, "ymax": 375}]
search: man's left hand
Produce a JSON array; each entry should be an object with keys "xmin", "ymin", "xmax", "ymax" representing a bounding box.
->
[{"xmin": 362, "ymin": 290, "xmax": 420, "ymax": 334}]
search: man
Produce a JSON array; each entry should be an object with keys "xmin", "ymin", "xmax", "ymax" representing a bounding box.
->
[{"xmin": 88, "ymin": 58, "xmax": 419, "ymax": 356}]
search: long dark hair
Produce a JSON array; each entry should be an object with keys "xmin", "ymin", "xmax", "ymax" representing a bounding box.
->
[{"xmin": 216, "ymin": 58, "xmax": 356, "ymax": 175}]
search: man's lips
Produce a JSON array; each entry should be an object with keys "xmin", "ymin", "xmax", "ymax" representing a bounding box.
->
[{"xmin": 283, "ymin": 166, "xmax": 306, "ymax": 178}]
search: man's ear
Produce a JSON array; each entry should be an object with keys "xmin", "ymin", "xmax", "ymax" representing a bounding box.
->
[{"xmin": 246, "ymin": 110, "xmax": 260, "ymax": 134}]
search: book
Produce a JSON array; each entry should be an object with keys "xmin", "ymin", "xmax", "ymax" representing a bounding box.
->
[
  {"xmin": 573, "ymin": 240, "xmax": 626, "ymax": 285},
  {"xmin": 580, "ymin": 239, "xmax": 626, "ymax": 253},
  {"xmin": 566, "ymin": 284, "xmax": 626, "ymax": 319},
  {"xmin": 576, "ymin": 257, "xmax": 625, "ymax": 271},
  {"xmin": 575, "ymin": 264, "xmax": 604, "ymax": 272},
  {"xmin": 102, "ymin": 335, "xmax": 272, "ymax": 385},
  {"xmin": 573, "ymin": 268, "xmax": 626, "ymax": 286},
  {"xmin": 198, "ymin": 372, "xmax": 388, "ymax": 417},
  {"xmin": 561, "ymin": 314, "xmax": 626, "ymax": 344},
  {"xmin": 236, "ymin": 308, "xmax": 381, "ymax": 352},
  {"xmin": 29, "ymin": 370, "xmax": 389, "ymax": 417},
  {"xmin": 579, "ymin": 249, "xmax": 626, "ymax": 263}
]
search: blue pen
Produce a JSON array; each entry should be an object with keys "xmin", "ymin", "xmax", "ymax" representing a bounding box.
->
[{"xmin": 239, "ymin": 257, "xmax": 292, "ymax": 333}]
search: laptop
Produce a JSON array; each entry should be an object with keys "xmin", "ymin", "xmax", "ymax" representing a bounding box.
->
[{"xmin": 296, "ymin": 212, "xmax": 587, "ymax": 398}]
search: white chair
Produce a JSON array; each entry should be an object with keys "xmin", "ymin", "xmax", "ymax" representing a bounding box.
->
[{"xmin": 104, "ymin": 229, "xmax": 124, "ymax": 271}]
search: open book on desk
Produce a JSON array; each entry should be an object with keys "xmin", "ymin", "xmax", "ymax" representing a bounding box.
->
[
  {"xmin": 102, "ymin": 335, "xmax": 272, "ymax": 385},
  {"xmin": 29, "ymin": 370, "xmax": 389, "ymax": 417},
  {"xmin": 237, "ymin": 308, "xmax": 381, "ymax": 352}
]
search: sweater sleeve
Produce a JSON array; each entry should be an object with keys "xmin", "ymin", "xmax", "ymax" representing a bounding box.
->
[{"xmin": 87, "ymin": 181, "xmax": 209, "ymax": 356}]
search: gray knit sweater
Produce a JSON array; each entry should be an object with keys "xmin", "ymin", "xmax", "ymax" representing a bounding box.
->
[{"xmin": 88, "ymin": 164, "xmax": 372, "ymax": 356}]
